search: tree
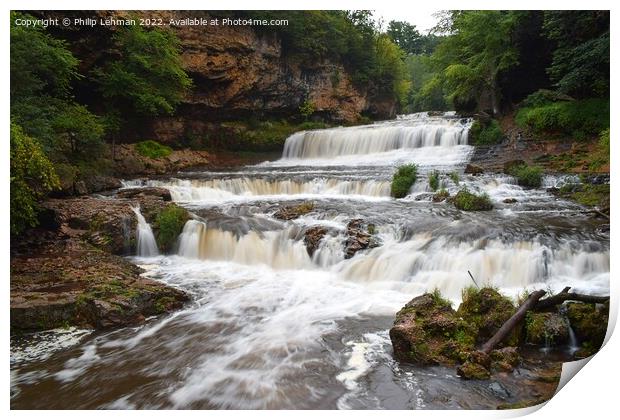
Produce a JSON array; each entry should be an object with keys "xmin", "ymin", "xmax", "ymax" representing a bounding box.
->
[
  {"xmin": 10, "ymin": 123, "xmax": 60, "ymax": 236},
  {"xmin": 386, "ymin": 21, "xmax": 423, "ymax": 54},
  {"xmin": 93, "ymin": 24, "xmax": 192, "ymax": 117},
  {"xmin": 431, "ymin": 11, "xmax": 519, "ymax": 114},
  {"xmin": 374, "ymin": 34, "xmax": 410, "ymax": 104},
  {"xmin": 544, "ymin": 11, "xmax": 609, "ymax": 98},
  {"xmin": 10, "ymin": 12, "xmax": 105, "ymax": 159}
]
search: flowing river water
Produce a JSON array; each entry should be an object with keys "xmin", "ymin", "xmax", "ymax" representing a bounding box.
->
[{"xmin": 10, "ymin": 113, "xmax": 610, "ymax": 409}]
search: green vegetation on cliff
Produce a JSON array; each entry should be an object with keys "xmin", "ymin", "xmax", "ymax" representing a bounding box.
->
[{"xmin": 469, "ymin": 119, "xmax": 503, "ymax": 145}]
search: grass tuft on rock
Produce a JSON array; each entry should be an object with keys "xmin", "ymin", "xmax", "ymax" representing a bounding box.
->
[
  {"xmin": 391, "ymin": 164, "xmax": 418, "ymax": 198},
  {"xmin": 452, "ymin": 188, "xmax": 493, "ymax": 211},
  {"xmin": 154, "ymin": 205, "xmax": 190, "ymax": 252},
  {"xmin": 508, "ymin": 164, "xmax": 543, "ymax": 188}
]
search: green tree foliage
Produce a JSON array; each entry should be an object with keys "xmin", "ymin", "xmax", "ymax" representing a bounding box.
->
[
  {"xmin": 10, "ymin": 12, "xmax": 105, "ymax": 159},
  {"xmin": 10, "ymin": 123, "xmax": 60, "ymax": 236},
  {"xmin": 93, "ymin": 24, "xmax": 192, "ymax": 117},
  {"xmin": 374, "ymin": 34, "xmax": 410, "ymax": 104},
  {"xmin": 543, "ymin": 11, "xmax": 609, "ymax": 98},
  {"xmin": 431, "ymin": 11, "xmax": 519, "ymax": 114},
  {"xmin": 387, "ymin": 21, "xmax": 441, "ymax": 55}
]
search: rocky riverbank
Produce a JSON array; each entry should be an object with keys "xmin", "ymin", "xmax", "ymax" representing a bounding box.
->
[{"xmin": 10, "ymin": 192, "xmax": 191, "ymax": 335}]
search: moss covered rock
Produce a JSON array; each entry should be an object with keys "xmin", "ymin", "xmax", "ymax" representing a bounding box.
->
[
  {"xmin": 154, "ymin": 204, "xmax": 190, "ymax": 252},
  {"xmin": 525, "ymin": 312, "xmax": 569, "ymax": 346},
  {"xmin": 457, "ymin": 361, "xmax": 491, "ymax": 380},
  {"xmin": 490, "ymin": 347, "xmax": 521, "ymax": 372},
  {"xmin": 390, "ymin": 291, "xmax": 476, "ymax": 365},
  {"xmin": 457, "ymin": 287, "xmax": 516, "ymax": 345},
  {"xmin": 566, "ymin": 302, "xmax": 609, "ymax": 353}
]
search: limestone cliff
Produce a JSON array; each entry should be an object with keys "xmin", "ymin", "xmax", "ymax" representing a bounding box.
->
[{"xmin": 42, "ymin": 11, "xmax": 393, "ymax": 145}]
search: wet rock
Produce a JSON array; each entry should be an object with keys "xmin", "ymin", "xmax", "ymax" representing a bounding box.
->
[
  {"xmin": 490, "ymin": 347, "xmax": 521, "ymax": 372},
  {"xmin": 566, "ymin": 302, "xmax": 609, "ymax": 354},
  {"xmin": 389, "ymin": 292, "xmax": 476, "ymax": 366},
  {"xmin": 10, "ymin": 238, "xmax": 188, "ymax": 333},
  {"xmin": 503, "ymin": 198, "xmax": 517, "ymax": 204},
  {"xmin": 457, "ymin": 287, "xmax": 516, "ymax": 345},
  {"xmin": 457, "ymin": 361, "xmax": 491, "ymax": 380},
  {"xmin": 464, "ymin": 164, "xmax": 484, "ymax": 175},
  {"xmin": 344, "ymin": 219, "xmax": 380, "ymax": 259},
  {"xmin": 432, "ymin": 190, "xmax": 450, "ymax": 202},
  {"xmin": 273, "ymin": 202, "xmax": 315, "ymax": 220},
  {"xmin": 503, "ymin": 159, "xmax": 526, "ymax": 174},
  {"xmin": 525, "ymin": 312, "xmax": 569, "ymax": 346},
  {"xmin": 303, "ymin": 226, "xmax": 328, "ymax": 257},
  {"xmin": 117, "ymin": 187, "xmax": 172, "ymax": 202},
  {"xmin": 40, "ymin": 196, "xmax": 170, "ymax": 255}
]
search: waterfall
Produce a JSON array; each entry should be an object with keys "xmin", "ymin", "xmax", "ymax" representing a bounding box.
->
[
  {"xmin": 123, "ymin": 178, "xmax": 391, "ymax": 202},
  {"xmin": 131, "ymin": 206, "xmax": 159, "ymax": 257},
  {"xmin": 282, "ymin": 114, "xmax": 472, "ymax": 159},
  {"xmin": 177, "ymin": 222, "xmax": 313, "ymax": 269}
]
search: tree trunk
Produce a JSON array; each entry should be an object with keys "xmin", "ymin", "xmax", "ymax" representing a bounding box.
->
[{"xmin": 480, "ymin": 289, "xmax": 547, "ymax": 354}]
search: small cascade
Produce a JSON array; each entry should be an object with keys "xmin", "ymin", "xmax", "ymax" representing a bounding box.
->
[
  {"xmin": 282, "ymin": 113, "xmax": 472, "ymax": 159},
  {"xmin": 177, "ymin": 221, "xmax": 312, "ymax": 269},
  {"xmin": 131, "ymin": 206, "xmax": 159, "ymax": 257}
]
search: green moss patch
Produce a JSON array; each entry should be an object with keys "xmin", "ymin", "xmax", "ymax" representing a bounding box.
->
[
  {"xmin": 135, "ymin": 140, "xmax": 173, "ymax": 159},
  {"xmin": 154, "ymin": 205, "xmax": 190, "ymax": 252},
  {"xmin": 452, "ymin": 188, "xmax": 493, "ymax": 211},
  {"xmin": 391, "ymin": 164, "xmax": 418, "ymax": 198}
]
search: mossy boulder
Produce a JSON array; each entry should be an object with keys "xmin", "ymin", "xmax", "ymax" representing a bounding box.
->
[
  {"xmin": 490, "ymin": 347, "xmax": 521, "ymax": 372},
  {"xmin": 390, "ymin": 292, "xmax": 476, "ymax": 365},
  {"xmin": 457, "ymin": 358, "xmax": 491, "ymax": 380},
  {"xmin": 566, "ymin": 302, "xmax": 609, "ymax": 354},
  {"xmin": 432, "ymin": 189, "xmax": 450, "ymax": 202},
  {"xmin": 525, "ymin": 312, "xmax": 569, "ymax": 346},
  {"xmin": 457, "ymin": 287, "xmax": 516, "ymax": 345}
]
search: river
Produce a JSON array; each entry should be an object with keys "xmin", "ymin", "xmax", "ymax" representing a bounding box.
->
[{"xmin": 10, "ymin": 112, "xmax": 610, "ymax": 409}]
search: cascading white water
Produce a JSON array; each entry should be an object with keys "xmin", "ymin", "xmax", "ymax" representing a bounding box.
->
[
  {"xmin": 127, "ymin": 177, "xmax": 392, "ymax": 202},
  {"xmin": 178, "ymin": 221, "xmax": 313, "ymax": 269},
  {"xmin": 131, "ymin": 206, "xmax": 159, "ymax": 257},
  {"xmin": 175, "ymin": 220, "xmax": 609, "ymax": 302},
  {"xmin": 282, "ymin": 114, "xmax": 471, "ymax": 159}
]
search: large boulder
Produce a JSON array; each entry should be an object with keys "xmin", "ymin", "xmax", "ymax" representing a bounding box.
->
[
  {"xmin": 389, "ymin": 292, "xmax": 476, "ymax": 365},
  {"xmin": 273, "ymin": 202, "xmax": 315, "ymax": 220},
  {"xmin": 457, "ymin": 287, "xmax": 516, "ymax": 345}
]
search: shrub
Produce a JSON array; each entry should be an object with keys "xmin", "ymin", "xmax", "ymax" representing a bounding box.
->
[
  {"xmin": 453, "ymin": 188, "xmax": 493, "ymax": 211},
  {"xmin": 468, "ymin": 119, "xmax": 503, "ymax": 145},
  {"xmin": 135, "ymin": 140, "xmax": 173, "ymax": 159},
  {"xmin": 391, "ymin": 164, "xmax": 418, "ymax": 198},
  {"xmin": 299, "ymin": 100, "xmax": 315, "ymax": 120},
  {"xmin": 155, "ymin": 205, "xmax": 189, "ymax": 252},
  {"xmin": 428, "ymin": 170, "xmax": 440, "ymax": 191},
  {"xmin": 508, "ymin": 164, "xmax": 543, "ymax": 188},
  {"xmin": 515, "ymin": 98, "xmax": 609, "ymax": 138},
  {"xmin": 449, "ymin": 171, "xmax": 460, "ymax": 185},
  {"xmin": 10, "ymin": 123, "xmax": 60, "ymax": 235}
]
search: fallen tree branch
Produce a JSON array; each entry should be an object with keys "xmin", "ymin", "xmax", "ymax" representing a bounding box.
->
[
  {"xmin": 480, "ymin": 289, "xmax": 546, "ymax": 354},
  {"xmin": 535, "ymin": 287, "xmax": 609, "ymax": 311}
]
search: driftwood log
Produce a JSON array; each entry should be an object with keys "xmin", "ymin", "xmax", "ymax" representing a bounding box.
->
[{"xmin": 480, "ymin": 286, "xmax": 610, "ymax": 354}]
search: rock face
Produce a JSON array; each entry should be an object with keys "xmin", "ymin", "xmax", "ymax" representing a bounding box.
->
[
  {"xmin": 46, "ymin": 11, "xmax": 392, "ymax": 145},
  {"xmin": 464, "ymin": 164, "xmax": 484, "ymax": 175}
]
